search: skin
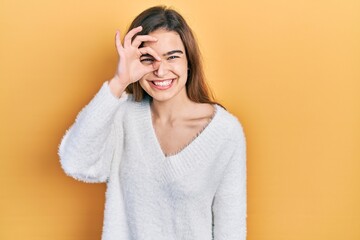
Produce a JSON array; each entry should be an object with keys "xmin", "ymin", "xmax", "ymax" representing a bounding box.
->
[
  {"xmin": 109, "ymin": 27, "xmax": 215, "ymax": 156},
  {"xmin": 139, "ymin": 29, "xmax": 189, "ymax": 105}
]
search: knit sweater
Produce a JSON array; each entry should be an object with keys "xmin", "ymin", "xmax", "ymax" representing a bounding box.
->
[{"xmin": 58, "ymin": 82, "xmax": 247, "ymax": 240}]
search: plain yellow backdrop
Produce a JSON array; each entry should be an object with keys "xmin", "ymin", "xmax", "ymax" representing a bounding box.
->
[{"xmin": 0, "ymin": 0, "xmax": 359, "ymax": 239}]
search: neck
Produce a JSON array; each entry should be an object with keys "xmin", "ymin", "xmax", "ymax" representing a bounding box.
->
[{"xmin": 150, "ymin": 91, "xmax": 193, "ymax": 124}]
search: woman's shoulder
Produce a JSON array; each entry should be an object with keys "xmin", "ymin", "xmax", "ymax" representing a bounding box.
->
[
  {"xmin": 122, "ymin": 93, "xmax": 151, "ymax": 111},
  {"xmin": 213, "ymin": 104, "xmax": 246, "ymax": 142},
  {"xmin": 113, "ymin": 92, "xmax": 149, "ymax": 120}
]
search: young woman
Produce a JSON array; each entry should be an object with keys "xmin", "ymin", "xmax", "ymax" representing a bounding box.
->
[{"xmin": 59, "ymin": 5, "xmax": 247, "ymax": 240}]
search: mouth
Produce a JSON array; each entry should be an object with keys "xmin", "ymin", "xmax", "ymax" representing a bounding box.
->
[{"xmin": 149, "ymin": 78, "xmax": 175, "ymax": 90}]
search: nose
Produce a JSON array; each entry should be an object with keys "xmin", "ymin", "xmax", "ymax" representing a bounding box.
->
[{"xmin": 153, "ymin": 60, "xmax": 169, "ymax": 78}]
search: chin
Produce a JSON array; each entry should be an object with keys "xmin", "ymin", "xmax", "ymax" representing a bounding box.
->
[
  {"xmin": 151, "ymin": 93, "xmax": 176, "ymax": 102},
  {"xmin": 145, "ymin": 89, "xmax": 178, "ymax": 102}
]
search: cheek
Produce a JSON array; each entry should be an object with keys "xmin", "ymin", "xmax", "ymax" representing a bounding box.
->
[
  {"xmin": 139, "ymin": 78, "xmax": 147, "ymax": 89},
  {"xmin": 172, "ymin": 60, "xmax": 188, "ymax": 78},
  {"xmin": 138, "ymin": 74, "xmax": 151, "ymax": 90}
]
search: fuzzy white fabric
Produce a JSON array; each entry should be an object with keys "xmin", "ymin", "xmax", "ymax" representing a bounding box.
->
[{"xmin": 58, "ymin": 82, "xmax": 247, "ymax": 240}]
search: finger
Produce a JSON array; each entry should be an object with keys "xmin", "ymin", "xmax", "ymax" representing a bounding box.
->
[
  {"xmin": 142, "ymin": 61, "xmax": 160, "ymax": 75},
  {"xmin": 132, "ymin": 35, "xmax": 158, "ymax": 48},
  {"xmin": 139, "ymin": 46, "xmax": 161, "ymax": 61},
  {"xmin": 124, "ymin": 26, "xmax": 143, "ymax": 48},
  {"xmin": 152, "ymin": 60, "xmax": 161, "ymax": 70},
  {"xmin": 115, "ymin": 30, "xmax": 124, "ymax": 56}
]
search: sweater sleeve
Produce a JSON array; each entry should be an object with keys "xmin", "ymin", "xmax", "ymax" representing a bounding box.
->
[
  {"xmin": 58, "ymin": 81, "xmax": 128, "ymax": 183},
  {"xmin": 212, "ymin": 121, "xmax": 247, "ymax": 240}
]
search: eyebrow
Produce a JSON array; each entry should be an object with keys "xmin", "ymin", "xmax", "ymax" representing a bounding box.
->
[
  {"xmin": 163, "ymin": 50, "xmax": 184, "ymax": 56},
  {"xmin": 140, "ymin": 50, "xmax": 184, "ymax": 58},
  {"xmin": 140, "ymin": 54, "xmax": 154, "ymax": 58}
]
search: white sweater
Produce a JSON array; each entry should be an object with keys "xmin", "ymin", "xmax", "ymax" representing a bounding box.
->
[{"xmin": 59, "ymin": 82, "xmax": 247, "ymax": 240}]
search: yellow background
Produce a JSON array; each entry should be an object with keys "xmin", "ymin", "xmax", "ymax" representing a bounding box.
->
[{"xmin": 1, "ymin": 0, "xmax": 359, "ymax": 239}]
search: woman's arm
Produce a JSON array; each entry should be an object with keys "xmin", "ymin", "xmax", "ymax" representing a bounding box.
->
[
  {"xmin": 58, "ymin": 81, "xmax": 128, "ymax": 183},
  {"xmin": 58, "ymin": 26, "xmax": 161, "ymax": 183},
  {"xmin": 212, "ymin": 122, "xmax": 247, "ymax": 239}
]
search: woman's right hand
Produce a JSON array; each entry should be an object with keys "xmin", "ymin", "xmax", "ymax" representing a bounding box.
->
[{"xmin": 109, "ymin": 26, "xmax": 161, "ymax": 97}]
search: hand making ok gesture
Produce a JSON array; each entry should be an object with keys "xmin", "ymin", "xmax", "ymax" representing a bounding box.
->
[{"xmin": 109, "ymin": 26, "xmax": 161, "ymax": 97}]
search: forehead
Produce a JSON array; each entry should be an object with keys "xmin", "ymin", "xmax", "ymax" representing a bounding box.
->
[{"xmin": 143, "ymin": 29, "xmax": 185, "ymax": 52}]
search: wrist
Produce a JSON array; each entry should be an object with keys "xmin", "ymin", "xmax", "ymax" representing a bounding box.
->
[{"xmin": 109, "ymin": 76, "xmax": 128, "ymax": 98}]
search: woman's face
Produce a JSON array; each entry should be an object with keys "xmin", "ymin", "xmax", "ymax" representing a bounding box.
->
[{"xmin": 139, "ymin": 29, "xmax": 188, "ymax": 102}]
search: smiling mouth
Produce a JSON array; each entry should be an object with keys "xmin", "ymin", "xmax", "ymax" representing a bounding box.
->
[{"xmin": 149, "ymin": 79, "xmax": 175, "ymax": 89}]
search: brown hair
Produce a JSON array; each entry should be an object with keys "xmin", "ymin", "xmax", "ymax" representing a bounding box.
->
[{"xmin": 125, "ymin": 5, "xmax": 222, "ymax": 107}]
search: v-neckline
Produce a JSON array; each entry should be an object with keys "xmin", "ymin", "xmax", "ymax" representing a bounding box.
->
[{"xmin": 146, "ymin": 99, "xmax": 219, "ymax": 160}]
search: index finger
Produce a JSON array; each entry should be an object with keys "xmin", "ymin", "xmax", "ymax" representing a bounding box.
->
[
  {"xmin": 124, "ymin": 26, "xmax": 143, "ymax": 48},
  {"xmin": 132, "ymin": 35, "xmax": 158, "ymax": 48}
]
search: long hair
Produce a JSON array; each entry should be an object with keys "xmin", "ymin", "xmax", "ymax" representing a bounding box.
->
[{"xmin": 125, "ymin": 5, "xmax": 222, "ymax": 107}]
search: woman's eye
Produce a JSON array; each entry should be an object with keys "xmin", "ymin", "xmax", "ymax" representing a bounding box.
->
[
  {"xmin": 168, "ymin": 55, "xmax": 179, "ymax": 60},
  {"xmin": 140, "ymin": 58, "xmax": 155, "ymax": 64}
]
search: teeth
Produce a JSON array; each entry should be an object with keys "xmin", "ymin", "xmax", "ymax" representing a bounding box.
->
[{"xmin": 153, "ymin": 80, "xmax": 172, "ymax": 86}]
